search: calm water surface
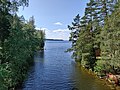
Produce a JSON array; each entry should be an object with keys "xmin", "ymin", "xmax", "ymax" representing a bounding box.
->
[{"xmin": 22, "ymin": 41, "xmax": 111, "ymax": 90}]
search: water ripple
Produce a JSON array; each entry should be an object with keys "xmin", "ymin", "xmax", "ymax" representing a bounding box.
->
[{"xmin": 22, "ymin": 41, "xmax": 111, "ymax": 90}]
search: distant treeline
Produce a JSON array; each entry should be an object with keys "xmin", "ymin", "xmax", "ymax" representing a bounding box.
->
[
  {"xmin": 0, "ymin": 0, "xmax": 45, "ymax": 89},
  {"xmin": 46, "ymin": 39, "xmax": 64, "ymax": 41},
  {"xmin": 68, "ymin": 0, "xmax": 120, "ymax": 76}
]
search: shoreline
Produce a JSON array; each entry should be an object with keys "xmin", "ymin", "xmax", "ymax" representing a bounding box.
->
[{"xmin": 76, "ymin": 62, "xmax": 120, "ymax": 90}]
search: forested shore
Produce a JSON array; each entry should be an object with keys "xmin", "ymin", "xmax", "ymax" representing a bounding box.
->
[
  {"xmin": 0, "ymin": 0, "xmax": 45, "ymax": 89},
  {"xmin": 68, "ymin": 0, "xmax": 120, "ymax": 86},
  {"xmin": 1, "ymin": 0, "xmax": 120, "ymax": 89}
]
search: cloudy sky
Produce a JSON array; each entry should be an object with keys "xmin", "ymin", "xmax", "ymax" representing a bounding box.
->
[{"xmin": 18, "ymin": 0, "xmax": 89, "ymax": 40}]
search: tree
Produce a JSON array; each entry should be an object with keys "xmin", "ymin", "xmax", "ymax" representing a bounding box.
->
[
  {"xmin": 100, "ymin": 0, "xmax": 120, "ymax": 74},
  {"xmin": 68, "ymin": 0, "xmax": 119, "ymax": 72},
  {"xmin": 68, "ymin": 14, "xmax": 81, "ymax": 59},
  {"xmin": 0, "ymin": 0, "xmax": 45, "ymax": 89}
]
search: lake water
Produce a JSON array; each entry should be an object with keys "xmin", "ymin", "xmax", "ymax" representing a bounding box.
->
[{"xmin": 22, "ymin": 41, "xmax": 111, "ymax": 90}]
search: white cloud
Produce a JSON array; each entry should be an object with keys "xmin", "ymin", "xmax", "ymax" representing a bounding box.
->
[
  {"xmin": 35, "ymin": 27, "xmax": 48, "ymax": 30},
  {"xmin": 54, "ymin": 22, "xmax": 63, "ymax": 26},
  {"xmin": 35, "ymin": 27, "xmax": 70, "ymax": 40},
  {"xmin": 52, "ymin": 28, "xmax": 70, "ymax": 40},
  {"xmin": 53, "ymin": 29, "xmax": 70, "ymax": 33}
]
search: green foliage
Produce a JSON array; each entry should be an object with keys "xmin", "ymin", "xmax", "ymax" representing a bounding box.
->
[
  {"xmin": 99, "ymin": 0, "xmax": 120, "ymax": 74},
  {"xmin": 94, "ymin": 59, "xmax": 107, "ymax": 76},
  {"xmin": 35, "ymin": 30, "xmax": 45, "ymax": 50},
  {"xmin": 0, "ymin": 63, "xmax": 12, "ymax": 90},
  {"xmin": 68, "ymin": 0, "xmax": 120, "ymax": 74},
  {"xmin": 68, "ymin": 14, "xmax": 81, "ymax": 59},
  {"xmin": 0, "ymin": 0, "xmax": 45, "ymax": 89}
]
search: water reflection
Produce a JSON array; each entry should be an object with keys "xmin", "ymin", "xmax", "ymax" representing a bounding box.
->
[
  {"xmin": 22, "ymin": 41, "xmax": 111, "ymax": 90},
  {"xmin": 34, "ymin": 50, "xmax": 44, "ymax": 62}
]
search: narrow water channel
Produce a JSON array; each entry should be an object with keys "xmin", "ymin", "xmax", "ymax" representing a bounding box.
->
[{"xmin": 22, "ymin": 41, "xmax": 111, "ymax": 90}]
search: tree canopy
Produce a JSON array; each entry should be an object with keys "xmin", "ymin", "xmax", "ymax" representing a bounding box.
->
[
  {"xmin": 68, "ymin": 0, "xmax": 120, "ymax": 75},
  {"xmin": 0, "ymin": 0, "xmax": 45, "ymax": 89}
]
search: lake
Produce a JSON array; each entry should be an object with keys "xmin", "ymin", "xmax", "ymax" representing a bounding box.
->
[{"xmin": 22, "ymin": 41, "xmax": 111, "ymax": 90}]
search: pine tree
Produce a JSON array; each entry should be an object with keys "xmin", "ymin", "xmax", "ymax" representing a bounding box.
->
[
  {"xmin": 100, "ymin": 1, "xmax": 120, "ymax": 73},
  {"xmin": 68, "ymin": 14, "xmax": 81, "ymax": 59}
]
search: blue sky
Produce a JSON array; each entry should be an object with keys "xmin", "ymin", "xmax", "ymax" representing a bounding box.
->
[{"xmin": 18, "ymin": 0, "xmax": 89, "ymax": 40}]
